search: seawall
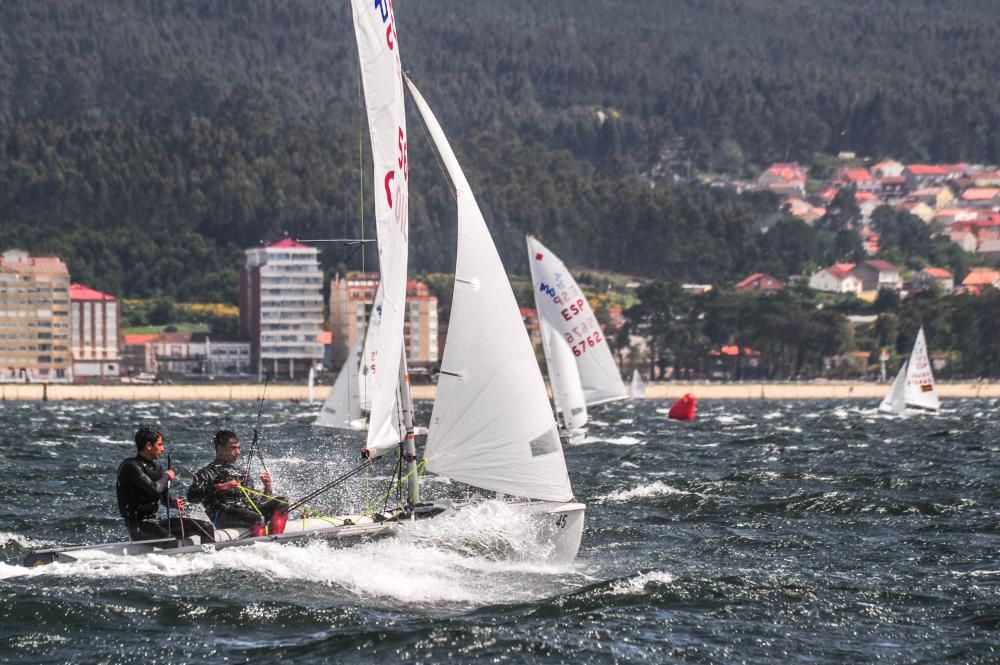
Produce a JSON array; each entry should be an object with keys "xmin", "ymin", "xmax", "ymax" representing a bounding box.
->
[{"xmin": 1, "ymin": 382, "xmax": 998, "ymax": 401}]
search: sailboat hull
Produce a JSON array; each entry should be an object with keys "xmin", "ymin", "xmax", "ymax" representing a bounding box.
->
[
  {"xmin": 414, "ymin": 499, "xmax": 586, "ymax": 563},
  {"xmin": 22, "ymin": 520, "xmax": 395, "ymax": 566}
]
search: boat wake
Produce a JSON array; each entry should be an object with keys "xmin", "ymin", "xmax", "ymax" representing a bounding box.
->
[{"xmin": 0, "ymin": 503, "xmax": 584, "ymax": 608}]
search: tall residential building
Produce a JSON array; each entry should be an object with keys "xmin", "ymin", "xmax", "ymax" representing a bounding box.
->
[
  {"xmin": 0, "ymin": 250, "xmax": 72, "ymax": 382},
  {"xmin": 239, "ymin": 239, "xmax": 324, "ymax": 379},
  {"xmin": 329, "ymin": 272, "xmax": 438, "ymax": 370},
  {"xmin": 70, "ymin": 283, "xmax": 121, "ymax": 382}
]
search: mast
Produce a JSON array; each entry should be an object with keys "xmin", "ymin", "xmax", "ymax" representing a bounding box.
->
[{"xmin": 398, "ymin": 346, "xmax": 419, "ymax": 505}]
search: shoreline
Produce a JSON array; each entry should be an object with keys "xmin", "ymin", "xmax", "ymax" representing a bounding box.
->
[{"xmin": 1, "ymin": 382, "xmax": 998, "ymax": 401}]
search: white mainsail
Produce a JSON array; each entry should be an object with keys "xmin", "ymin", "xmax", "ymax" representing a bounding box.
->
[
  {"xmin": 879, "ymin": 326, "xmax": 940, "ymax": 414},
  {"xmin": 629, "ymin": 369, "xmax": 646, "ymax": 399},
  {"xmin": 351, "ymin": 0, "xmax": 409, "ymax": 456},
  {"xmin": 541, "ymin": 318, "xmax": 588, "ymax": 433},
  {"xmin": 314, "ymin": 337, "xmax": 365, "ymax": 429},
  {"xmin": 526, "ymin": 236, "xmax": 627, "ymax": 406},
  {"xmin": 408, "ymin": 78, "xmax": 573, "ymax": 503}
]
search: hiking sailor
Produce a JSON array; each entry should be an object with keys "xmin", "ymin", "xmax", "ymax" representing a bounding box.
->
[
  {"xmin": 116, "ymin": 425, "xmax": 213, "ymax": 542},
  {"xmin": 187, "ymin": 430, "xmax": 287, "ymax": 534}
]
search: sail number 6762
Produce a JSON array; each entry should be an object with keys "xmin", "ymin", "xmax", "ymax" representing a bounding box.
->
[{"xmin": 567, "ymin": 331, "xmax": 602, "ymax": 357}]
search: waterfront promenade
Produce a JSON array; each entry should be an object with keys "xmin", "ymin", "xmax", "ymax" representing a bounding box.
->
[{"xmin": 2, "ymin": 381, "xmax": 998, "ymax": 401}]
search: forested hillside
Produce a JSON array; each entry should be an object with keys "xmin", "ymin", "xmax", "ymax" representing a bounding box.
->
[{"xmin": 1, "ymin": 0, "xmax": 997, "ymax": 301}]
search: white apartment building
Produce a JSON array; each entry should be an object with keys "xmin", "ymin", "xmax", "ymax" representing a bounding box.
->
[
  {"xmin": 70, "ymin": 283, "xmax": 121, "ymax": 382},
  {"xmin": 240, "ymin": 239, "xmax": 324, "ymax": 380}
]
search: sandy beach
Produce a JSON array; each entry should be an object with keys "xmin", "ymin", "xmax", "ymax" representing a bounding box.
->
[{"xmin": 1, "ymin": 381, "xmax": 997, "ymax": 401}]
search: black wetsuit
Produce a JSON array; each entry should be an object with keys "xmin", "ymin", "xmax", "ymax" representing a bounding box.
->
[
  {"xmin": 116, "ymin": 455, "xmax": 213, "ymax": 542},
  {"xmin": 187, "ymin": 460, "xmax": 285, "ymax": 529}
]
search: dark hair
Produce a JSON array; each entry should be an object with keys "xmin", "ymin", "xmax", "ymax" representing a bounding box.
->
[
  {"xmin": 134, "ymin": 425, "xmax": 163, "ymax": 452},
  {"xmin": 213, "ymin": 430, "xmax": 239, "ymax": 449}
]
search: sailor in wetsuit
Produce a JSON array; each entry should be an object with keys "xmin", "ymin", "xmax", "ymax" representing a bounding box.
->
[
  {"xmin": 187, "ymin": 430, "xmax": 286, "ymax": 533},
  {"xmin": 116, "ymin": 425, "xmax": 214, "ymax": 542}
]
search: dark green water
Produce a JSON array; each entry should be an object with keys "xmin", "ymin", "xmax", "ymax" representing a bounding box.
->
[{"xmin": 1, "ymin": 399, "xmax": 997, "ymax": 663}]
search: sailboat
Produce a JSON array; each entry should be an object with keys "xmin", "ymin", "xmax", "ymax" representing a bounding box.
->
[
  {"xmin": 878, "ymin": 326, "xmax": 940, "ymax": 414},
  {"xmin": 629, "ymin": 369, "xmax": 646, "ymax": 399},
  {"xmin": 526, "ymin": 236, "xmax": 627, "ymax": 437},
  {"xmin": 25, "ymin": 3, "xmax": 584, "ymax": 565}
]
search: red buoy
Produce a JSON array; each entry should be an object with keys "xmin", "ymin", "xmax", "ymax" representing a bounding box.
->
[{"xmin": 668, "ymin": 393, "xmax": 697, "ymax": 421}]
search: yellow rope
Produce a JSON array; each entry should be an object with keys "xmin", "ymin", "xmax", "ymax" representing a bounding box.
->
[{"xmin": 363, "ymin": 459, "xmax": 426, "ymax": 516}]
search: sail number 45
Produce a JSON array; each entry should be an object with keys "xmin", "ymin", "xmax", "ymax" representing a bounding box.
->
[{"xmin": 554, "ymin": 514, "xmax": 568, "ymax": 529}]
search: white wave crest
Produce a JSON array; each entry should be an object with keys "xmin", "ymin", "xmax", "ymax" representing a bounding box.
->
[
  {"xmin": 596, "ymin": 481, "xmax": 691, "ymax": 503},
  {"xmin": 609, "ymin": 569, "xmax": 675, "ymax": 595}
]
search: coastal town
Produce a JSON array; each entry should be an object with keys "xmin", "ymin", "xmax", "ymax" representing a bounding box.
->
[{"xmin": 1, "ymin": 157, "xmax": 998, "ymax": 386}]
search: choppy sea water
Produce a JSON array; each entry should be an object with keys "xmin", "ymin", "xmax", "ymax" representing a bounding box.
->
[{"xmin": 0, "ymin": 398, "xmax": 997, "ymax": 664}]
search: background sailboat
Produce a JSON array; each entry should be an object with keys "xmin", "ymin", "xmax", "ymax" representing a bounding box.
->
[
  {"xmin": 879, "ymin": 326, "xmax": 940, "ymax": 414},
  {"xmin": 526, "ymin": 236, "xmax": 627, "ymax": 425},
  {"xmin": 629, "ymin": 369, "xmax": 646, "ymax": 399}
]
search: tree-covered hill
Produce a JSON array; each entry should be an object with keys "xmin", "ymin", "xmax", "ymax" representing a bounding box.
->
[{"xmin": 1, "ymin": 0, "xmax": 997, "ymax": 301}]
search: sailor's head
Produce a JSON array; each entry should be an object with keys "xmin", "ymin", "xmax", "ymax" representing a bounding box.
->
[
  {"xmin": 134, "ymin": 425, "xmax": 164, "ymax": 459},
  {"xmin": 213, "ymin": 430, "xmax": 241, "ymax": 463}
]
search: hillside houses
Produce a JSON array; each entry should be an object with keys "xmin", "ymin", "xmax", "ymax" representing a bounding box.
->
[{"xmin": 749, "ymin": 157, "xmax": 1000, "ymax": 264}]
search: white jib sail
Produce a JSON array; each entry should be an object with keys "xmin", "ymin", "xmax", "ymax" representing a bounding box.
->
[
  {"xmin": 352, "ymin": 0, "xmax": 409, "ymax": 456},
  {"xmin": 629, "ymin": 369, "xmax": 646, "ymax": 399},
  {"xmin": 315, "ymin": 337, "xmax": 364, "ymax": 429},
  {"xmin": 541, "ymin": 318, "xmax": 588, "ymax": 432},
  {"xmin": 407, "ymin": 78, "xmax": 573, "ymax": 503},
  {"xmin": 526, "ymin": 235, "xmax": 627, "ymax": 406},
  {"xmin": 903, "ymin": 326, "xmax": 940, "ymax": 412},
  {"xmin": 878, "ymin": 360, "xmax": 907, "ymax": 414}
]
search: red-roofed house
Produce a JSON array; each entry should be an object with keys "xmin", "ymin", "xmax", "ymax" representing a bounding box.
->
[
  {"xmin": 70, "ymin": 283, "xmax": 121, "ymax": 382},
  {"xmin": 809, "ymin": 263, "xmax": 862, "ymax": 295},
  {"xmin": 758, "ymin": 162, "xmax": 807, "ymax": 195},
  {"xmin": 911, "ymin": 267, "xmax": 954, "ymax": 292},
  {"xmin": 783, "ymin": 197, "xmax": 826, "ymax": 224},
  {"xmin": 961, "ymin": 187, "xmax": 1000, "ymax": 208},
  {"xmin": 852, "ymin": 260, "xmax": 902, "ymax": 292},
  {"xmin": 959, "ymin": 268, "xmax": 1000, "ymax": 294},
  {"xmin": 904, "ymin": 164, "xmax": 965, "ymax": 189},
  {"xmin": 836, "ymin": 167, "xmax": 879, "ymax": 193},
  {"xmin": 735, "ymin": 273, "xmax": 784, "ymax": 293}
]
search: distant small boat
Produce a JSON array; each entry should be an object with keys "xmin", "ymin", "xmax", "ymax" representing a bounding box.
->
[
  {"xmin": 629, "ymin": 369, "xmax": 646, "ymax": 399},
  {"xmin": 879, "ymin": 326, "xmax": 940, "ymax": 414}
]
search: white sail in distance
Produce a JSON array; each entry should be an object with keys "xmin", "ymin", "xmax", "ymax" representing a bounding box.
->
[
  {"xmin": 541, "ymin": 318, "xmax": 588, "ymax": 433},
  {"xmin": 526, "ymin": 236, "xmax": 627, "ymax": 406},
  {"xmin": 314, "ymin": 337, "xmax": 364, "ymax": 430},
  {"xmin": 407, "ymin": 78, "xmax": 573, "ymax": 503},
  {"xmin": 351, "ymin": 0, "xmax": 409, "ymax": 456},
  {"xmin": 879, "ymin": 327, "xmax": 940, "ymax": 414},
  {"xmin": 629, "ymin": 369, "xmax": 646, "ymax": 399}
]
